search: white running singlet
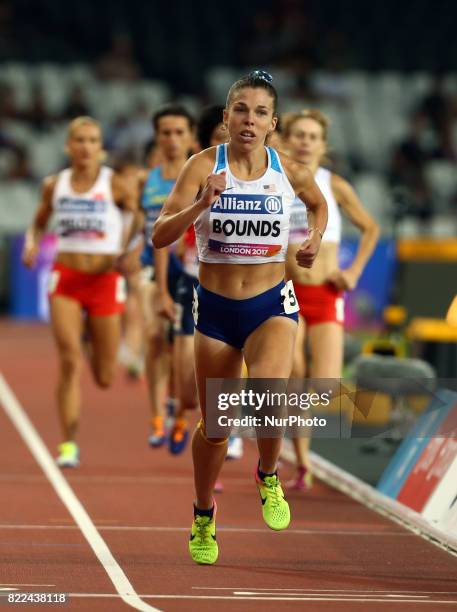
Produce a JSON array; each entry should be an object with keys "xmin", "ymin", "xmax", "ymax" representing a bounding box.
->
[
  {"xmin": 289, "ymin": 166, "xmax": 341, "ymax": 244},
  {"xmin": 195, "ymin": 144, "xmax": 296, "ymax": 264},
  {"xmin": 52, "ymin": 166, "xmax": 123, "ymax": 254}
]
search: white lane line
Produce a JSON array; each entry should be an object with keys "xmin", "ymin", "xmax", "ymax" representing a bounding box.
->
[
  {"xmin": 142, "ymin": 597, "xmax": 457, "ymax": 604},
  {"xmin": 0, "ymin": 372, "xmax": 159, "ymax": 612},
  {"xmin": 65, "ymin": 593, "xmax": 457, "ymax": 604},
  {"xmin": 193, "ymin": 587, "xmax": 457, "ymax": 595},
  {"xmin": 0, "ymin": 473, "xmax": 252, "ymax": 486},
  {"xmin": 0, "ymin": 524, "xmax": 411, "ymax": 536},
  {"xmin": 0, "ymin": 584, "xmax": 56, "ymax": 587},
  {"xmin": 233, "ymin": 591, "xmax": 428, "ymax": 598}
]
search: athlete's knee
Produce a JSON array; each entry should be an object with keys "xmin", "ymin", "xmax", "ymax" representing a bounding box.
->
[
  {"xmin": 59, "ymin": 349, "xmax": 81, "ymax": 378},
  {"xmin": 93, "ymin": 364, "xmax": 116, "ymax": 389},
  {"xmin": 146, "ymin": 329, "xmax": 166, "ymax": 357}
]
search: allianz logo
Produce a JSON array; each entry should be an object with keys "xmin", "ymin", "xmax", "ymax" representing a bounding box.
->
[{"xmin": 212, "ymin": 194, "xmax": 283, "ymax": 215}]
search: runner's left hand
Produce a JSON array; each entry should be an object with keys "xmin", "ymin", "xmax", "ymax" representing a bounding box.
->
[{"xmin": 295, "ymin": 233, "xmax": 321, "ymax": 268}]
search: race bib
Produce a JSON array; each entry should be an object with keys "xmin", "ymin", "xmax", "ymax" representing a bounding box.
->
[
  {"xmin": 208, "ymin": 192, "xmax": 283, "ymax": 258},
  {"xmin": 280, "ymin": 280, "xmax": 299, "ymax": 314}
]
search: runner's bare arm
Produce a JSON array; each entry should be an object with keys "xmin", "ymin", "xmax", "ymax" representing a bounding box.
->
[
  {"xmin": 326, "ymin": 174, "xmax": 380, "ymax": 290},
  {"xmin": 293, "ymin": 162, "xmax": 328, "ymax": 238},
  {"xmin": 112, "ymin": 173, "xmax": 139, "ymax": 213},
  {"xmin": 112, "ymin": 173, "xmax": 141, "ymax": 249},
  {"xmin": 22, "ymin": 175, "xmax": 57, "ymax": 268},
  {"xmin": 152, "ymin": 152, "xmax": 222, "ymax": 248},
  {"xmin": 154, "ymin": 246, "xmax": 176, "ymax": 321}
]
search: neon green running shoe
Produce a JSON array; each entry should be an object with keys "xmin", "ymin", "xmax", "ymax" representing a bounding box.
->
[
  {"xmin": 56, "ymin": 441, "xmax": 80, "ymax": 468},
  {"xmin": 189, "ymin": 504, "xmax": 218, "ymax": 565},
  {"xmin": 255, "ymin": 471, "xmax": 290, "ymax": 530}
]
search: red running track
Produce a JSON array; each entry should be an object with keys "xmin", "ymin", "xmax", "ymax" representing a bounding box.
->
[{"xmin": 1, "ymin": 319, "xmax": 457, "ymax": 611}]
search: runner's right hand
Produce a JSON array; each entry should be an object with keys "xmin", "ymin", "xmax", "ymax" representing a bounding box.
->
[{"xmin": 198, "ymin": 172, "xmax": 226, "ymax": 209}]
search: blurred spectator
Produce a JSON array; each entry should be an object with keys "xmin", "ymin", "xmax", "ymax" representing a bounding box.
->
[
  {"xmin": 241, "ymin": 11, "xmax": 278, "ymax": 66},
  {"xmin": 311, "ymin": 30, "xmax": 352, "ymax": 107},
  {"xmin": 62, "ymin": 85, "xmax": 90, "ymax": 119},
  {"xmin": 105, "ymin": 115, "xmax": 129, "ymax": 152},
  {"xmin": 0, "ymin": 116, "xmax": 21, "ymax": 155},
  {"xmin": 274, "ymin": 0, "xmax": 310, "ymax": 62},
  {"xmin": 417, "ymin": 75, "xmax": 456, "ymax": 161},
  {"xmin": 0, "ymin": 82, "xmax": 19, "ymax": 120},
  {"xmin": 96, "ymin": 33, "xmax": 141, "ymax": 81},
  {"xmin": 0, "ymin": 0, "xmax": 14, "ymax": 59},
  {"xmin": 311, "ymin": 62, "xmax": 351, "ymax": 106},
  {"xmin": 287, "ymin": 54, "xmax": 316, "ymax": 101},
  {"xmin": 389, "ymin": 112, "xmax": 433, "ymax": 221},
  {"xmin": 106, "ymin": 102, "xmax": 153, "ymax": 162},
  {"xmin": 7, "ymin": 146, "xmax": 35, "ymax": 181},
  {"xmin": 241, "ymin": 1, "xmax": 317, "ymax": 101},
  {"xmin": 25, "ymin": 85, "xmax": 53, "ymax": 131},
  {"xmin": 0, "ymin": 119, "xmax": 26, "ymax": 180}
]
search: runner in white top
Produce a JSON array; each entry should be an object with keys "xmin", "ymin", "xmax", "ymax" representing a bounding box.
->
[
  {"xmin": 195, "ymin": 142, "xmax": 295, "ymax": 262},
  {"xmin": 153, "ymin": 71, "xmax": 328, "ymax": 565},
  {"xmin": 52, "ymin": 165, "xmax": 124, "ymax": 253},
  {"xmin": 22, "ymin": 116, "xmax": 138, "ymax": 468},
  {"xmin": 289, "ymin": 166, "xmax": 342, "ymax": 244},
  {"xmin": 283, "ymin": 109, "xmax": 379, "ymax": 490}
]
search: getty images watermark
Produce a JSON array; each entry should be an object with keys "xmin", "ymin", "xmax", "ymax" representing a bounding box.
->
[
  {"xmin": 217, "ymin": 388, "xmax": 330, "ymax": 427},
  {"xmin": 206, "ymin": 378, "xmax": 342, "ymax": 439},
  {"xmin": 205, "ymin": 377, "xmax": 456, "ymax": 440}
]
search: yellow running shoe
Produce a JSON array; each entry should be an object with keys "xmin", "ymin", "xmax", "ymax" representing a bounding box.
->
[
  {"xmin": 255, "ymin": 470, "xmax": 290, "ymax": 530},
  {"xmin": 56, "ymin": 441, "xmax": 80, "ymax": 468},
  {"xmin": 189, "ymin": 503, "xmax": 218, "ymax": 565}
]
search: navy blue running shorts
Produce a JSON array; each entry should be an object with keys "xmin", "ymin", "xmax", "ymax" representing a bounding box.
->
[{"xmin": 193, "ymin": 280, "xmax": 299, "ymax": 350}]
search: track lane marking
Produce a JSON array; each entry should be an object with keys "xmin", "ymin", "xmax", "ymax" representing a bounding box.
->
[
  {"xmin": 0, "ymin": 584, "xmax": 56, "ymax": 587},
  {"xmin": 192, "ymin": 587, "xmax": 457, "ymax": 595},
  {"xmin": 0, "ymin": 523, "xmax": 412, "ymax": 536},
  {"xmin": 2, "ymin": 591, "xmax": 454, "ymax": 604},
  {"xmin": 0, "ymin": 372, "xmax": 160, "ymax": 612},
  {"xmin": 65, "ymin": 593, "xmax": 457, "ymax": 604},
  {"xmin": 233, "ymin": 591, "xmax": 428, "ymax": 598}
]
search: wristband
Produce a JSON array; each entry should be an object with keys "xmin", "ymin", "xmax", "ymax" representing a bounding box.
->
[{"xmin": 309, "ymin": 227, "xmax": 323, "ymax": 240}]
